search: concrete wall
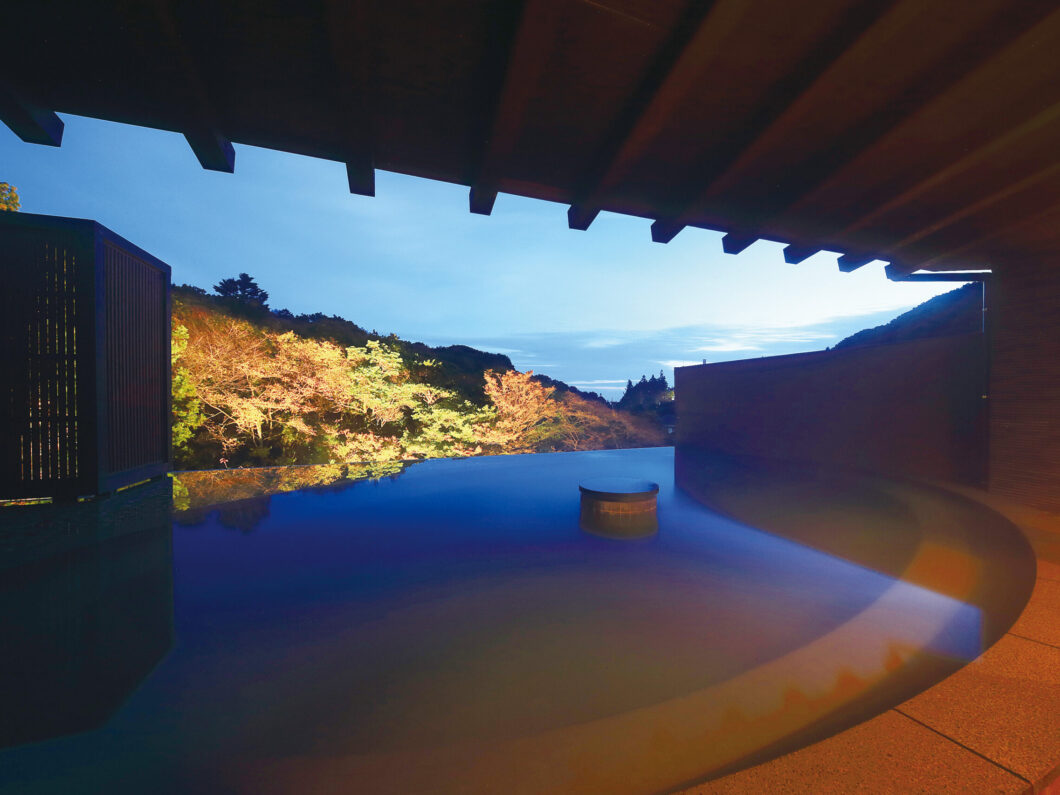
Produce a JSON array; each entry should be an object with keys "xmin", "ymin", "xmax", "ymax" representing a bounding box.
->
[
  {"xmin": 676, "ymin": 334, "xmax": 987, "ymax": 486},
  {"xmin": 990, "ymin": 262, "xmax": 1060, "ymax": 512}
]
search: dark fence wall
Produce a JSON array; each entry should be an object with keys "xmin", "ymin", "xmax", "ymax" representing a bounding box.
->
[
  {"xmin": 675, "ymin": 334, "xmax": 988, "ymax": 486},
  {"xmin": 0, "ymin": 213, "xmax": 170, "ymax": 499},
  {"xmin": 104, "ymin": 241, "xmax": 169, "ymax": 475},
  {"xmin": 990, "ymin": 261, "xmax": 1060, "ymax": 512}
]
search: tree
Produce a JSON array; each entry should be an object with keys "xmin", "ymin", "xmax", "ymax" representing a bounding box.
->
[
  {"xmin": 479, "ymin": 369, "xmax": 559, "ymax": 453},
  {"xmin": 213, "ymin": 272, "xmax": 269, "ymax": 307},
  {"xmin": 0, "ymin": 182, "xmax": 20, "ymax": 212},
  {"xmin": 173, "ymin": 298, "xmax": 491, "ymax": 467},
  {"xmin": 171, "ymin": 320, "xmax": 205, "ymax": 453},
  {"xmin": 169, "ymin": 293, "xmax": 669, "ymax": 469}
]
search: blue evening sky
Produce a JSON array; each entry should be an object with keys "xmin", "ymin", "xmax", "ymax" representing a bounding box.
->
[{"xmin": 1, "ymin": 115, "xmax": 959, "ymax": 395}]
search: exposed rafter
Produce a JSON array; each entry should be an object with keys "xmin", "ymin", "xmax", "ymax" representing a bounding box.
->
[
  {"xmin": 651, "ymin": 221, "xmax": 682, "ymax": 244},
  {"xmin": 701, "ymin": 1, "xmax": 1055, "ymax": 242},
  {"xmin": 836, "ymin": 253, "xmax": 875, "ymax": 272},
  {"xmin": 565, "ymin": 0, "xmax": 715, "ymax": 231},
  {"xmin": 184, "ymin": 130, "xmax": 234, "ymax": 174},
  {"xmin": 786, "ymin": 7, "xmax": 1060, "ymax": 251},
  {"xmin": 0, "ymin": 83, "xmax": 63, "ymax": 146},
  {"xmin": 720, "ymin": 232, "xmax": 757, "ymax": 255},
  {"xmin": 899, "ymin": 203, "xmax": 1060, "ymax": 275},
  {"xmin": 649, "ymin": 0, "xmax": 896, "ymax": 243},
  {"xmin": 885, "ymin": 264, "xmax": 991, "ymax": 282},
  {"xmin": 323, "ymin": 0, "xmax": 376, "ymax": 196},
  {"xmin": 4, "ymin": 0, "xmax": 1060, "ymax": 277},
  {"xmin": 880, "ymin": 161, "xmax": 1060, "ymax": 268},
  {"xmin": 149, "ymin": 0, "xmax": 234, "ymax": 173},
  {"xmin": 782, "ymin": 244, "xmax": 819, "ymax": 264},
  {"xmin": 468, "ymin": 0, "xmax": 560, "ymax": 216},
  {"xmin": 836, "ymin": 101, "xmax": 1060, "ymax": 248}
]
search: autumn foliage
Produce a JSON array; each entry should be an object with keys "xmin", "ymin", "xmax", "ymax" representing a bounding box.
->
[
  {"xmin": 0, "ymin": 182, "xmax": 20, "ymax": 212},
  {"xmin": 172, "ymin": 293, "xmax": 664, "ymax": 470}
]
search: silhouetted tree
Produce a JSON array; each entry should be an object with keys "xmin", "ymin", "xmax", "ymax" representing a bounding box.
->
[
  {"xmin": 213, "ymin": 273, "xmax": 269, "ymax": 307},
  {"xmin": 617, "ymin": 372, "xmax": 673, "ymax": 413}
]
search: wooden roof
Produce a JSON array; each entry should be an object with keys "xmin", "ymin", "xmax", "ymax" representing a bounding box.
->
[{"xmin": 3, "ymin": 0, "xmax": 1060, "ymax": 276}]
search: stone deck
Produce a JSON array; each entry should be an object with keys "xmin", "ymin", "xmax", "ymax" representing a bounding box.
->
[{"xmin": 685, "ymin": 487, "xmax": 1060, "ymax": 794}]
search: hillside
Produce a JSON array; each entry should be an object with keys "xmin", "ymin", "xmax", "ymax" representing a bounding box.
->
[
  {"xmin": 171, "ymin": 282, "xmax": 664, "ymax": 470},
  {"xmin": 834, "ymin": 283, "xmax": 982, "ymax": 350},
  {"xmin": 175, "ymin": 285, "xmax": 514, "ymax": 405}
]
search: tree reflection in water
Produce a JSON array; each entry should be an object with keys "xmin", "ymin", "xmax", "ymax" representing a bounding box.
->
[{"xmin": 171, "ymin": 461, "xmax": 407, "ymax": 532}]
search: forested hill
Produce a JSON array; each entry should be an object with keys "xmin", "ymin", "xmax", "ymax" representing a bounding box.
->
[
  {"xmin": 170, "ymin": 280, "xmax": 663, "ymax": 470},
  {"xmin": 174, "ymin": 284, "xmax": 516, "ymax": 405},
  {"xmin": 834, "ymin": 283, "xmax": 982, "ymax": 350}
]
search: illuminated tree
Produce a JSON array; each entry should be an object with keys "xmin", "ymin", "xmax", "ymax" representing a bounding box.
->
[
  {"xmin": 0, "ymin": 182, "xmax": 20, "ymax": 212},
  {"xmin": 170, "ymin": 293, "xmax": 666, "ymax": 469},
  {"xmin": 171, "ymin": 321, "xmax": 204, "ymax": 453},
  {"xmin": 479, "ymin": 369, "xmax": 559, "ymax": 453}
]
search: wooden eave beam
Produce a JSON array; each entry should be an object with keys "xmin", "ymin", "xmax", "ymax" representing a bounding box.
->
[
  {"xmin": 836, "ymin": 253, "xmax": 875, "ymax": 272},
  {"xmin": 709, "ymin": 1, "xmax": 1055, "ymax": 241},
  {"xmin": 879, "ymin": 160, "xmax": 1060, "ymax": 267},
  {"xmin": 720, "ymin": 232, "xmax": 757, "ymax": 255},
  {"xmin": 150, "ymin": 0, "xmax": 235, "ymax": 173},
  {"xmin": 468, "ymin": 186, "xmax": 497, "ymax": 216},
  {"xmin": 566, "ymin": 0, "xmax": 716, "ymax": 231},
  {"xmin": 648, "ymin": 0, "xmax": 898, "ymax": 245},
  {"xmin": 0, "ymin": 83, "xmax": 64, "ymax": 146},
  {"xmin": 647, "ymin": 0, "xmax": 896, "ymax": 243},
  {"xmin": 184, "ymin": 130, "xmax": 234, "ymax": 173},
  {"xmin": 651, "ymin": 220, "xmax": 683, "ymax": 244},
  {"xmin": 782, "ymin": 244, "xmax": 819, "ymax": 264},
  {"xmin": 841, "ymin": 98, "xmax": 1060, "ymax": 244},
  {"xmin": 908, "ymin": 203, "xmax": 1060, "ymax": 274},
  {"xmin": 468, "ymin": 0, "xmax": 561, "ymax": 216},
  {"xmin": 323, "ymin": 0, "xmax": 376, "ymax": 196},
  {"xmin": 768, "ymin": 7, "xmax": 1060, "ymax": 259},
  {"xmin": 885, "ymin": 264, "xmax": 991, "ymax": 282}
]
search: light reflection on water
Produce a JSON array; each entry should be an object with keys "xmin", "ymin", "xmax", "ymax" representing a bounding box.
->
[{"xmin": 0, "ymin": 448, "xmax": 1008, "ymax": 794}]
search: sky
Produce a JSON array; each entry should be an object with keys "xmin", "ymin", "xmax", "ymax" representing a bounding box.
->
[{"xmin": 1, "ymin": 114, "xmax": 959, "ymax": 395}]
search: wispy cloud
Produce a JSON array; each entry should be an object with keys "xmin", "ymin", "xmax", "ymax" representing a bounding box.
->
[
  {"xmin": 688, "ymin": 328, "xmax": 836, "ymax": 352},
  {"xmin": 752, "ymin": 331, "xmax": 835, "ymax": 343},
  {"xmin": 466, "ymin": 345, "xmax": 522, "ymax": 355},
  {"xmin": 693, "ymin": 340, "xmax": 762, "ymax": 352},
  {"xmin": 582, "ymin": 337, "xmax": 627, "ymax": 349},
  {"xmin": 413, "ymin": 305, "xmax": 912, "ymax": 394},
  {"xmin": 659, "ymin": 359, "xmax": 705, "ymax": 368}
]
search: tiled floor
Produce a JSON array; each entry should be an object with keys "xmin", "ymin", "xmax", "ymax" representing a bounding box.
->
[{"xmin": 686, "ymin": 486, "xmax": 1060, "ymax": 794}]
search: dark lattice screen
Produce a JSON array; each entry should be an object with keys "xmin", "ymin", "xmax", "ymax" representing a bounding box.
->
[
  {"xmin": 1, "ymin": 214, "xmax": 170, "ymax": 499},
  {"xmin": 0, "ymin": 228, "xmax": 90, "ymax": 497}
]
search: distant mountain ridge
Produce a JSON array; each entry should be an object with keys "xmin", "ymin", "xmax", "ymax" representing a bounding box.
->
[{"xmin": 833, "ymin": 283, "xmax": 982, "ymax": 350}]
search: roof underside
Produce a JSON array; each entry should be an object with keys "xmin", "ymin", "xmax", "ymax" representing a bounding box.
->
[{"xmin": 4, "ymin": 0, "xmax": 1060, "ymax": 275}]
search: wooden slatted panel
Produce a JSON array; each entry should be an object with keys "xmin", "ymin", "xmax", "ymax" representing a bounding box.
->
[
  {"xmin": 989, "ymin": 261, "xmax": 1060, "ymax": 511},
  {"xmin": 0, "ymin": 226, "xmax": 88, "ymax": 498},
  {"xmin": 103, "ymin": 241, "xmax": 167, "ymax": 476}
]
